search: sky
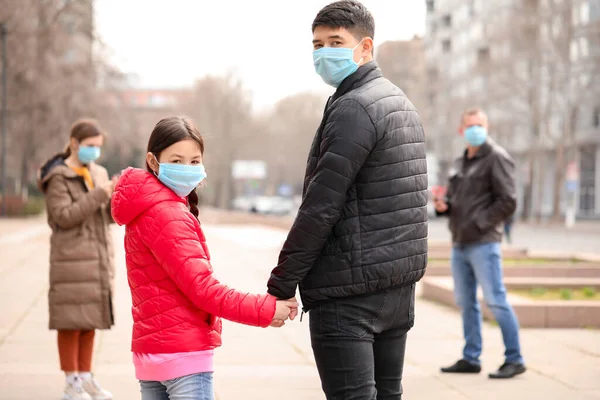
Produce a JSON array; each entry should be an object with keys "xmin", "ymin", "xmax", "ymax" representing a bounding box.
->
[{"xmin": 95, "ymin": 0, "xmax": 426, "ymax": 111}]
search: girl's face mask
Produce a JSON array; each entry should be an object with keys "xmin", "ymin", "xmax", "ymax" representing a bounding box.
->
[{"xmin": 153, "ymin": 156, "xmax": 207, "ymax": 197}]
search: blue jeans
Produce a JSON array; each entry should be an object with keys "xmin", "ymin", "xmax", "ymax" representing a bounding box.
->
[
  {"xmin": 451, "ymin": 242, "xmax": 524, "ymax": 365},
  {"xmin": 140, "ymin": 373, "xmax": 214, "ymax": 400}
]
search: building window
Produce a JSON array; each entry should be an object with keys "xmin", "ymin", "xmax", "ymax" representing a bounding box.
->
[
  {"xmin": 477, "ymin": 46, "xmax": 490, "ymax": 63},
  {"xmin": 428, "ymin": 92, "xmax": 436, "ymax": 105},
  {"xmin": 590, "ymin": 0, "xmax": 600, "ymax": 21},
  {"xmin": 580, "ymin": 37, "xmax": 590, "ymax": 58},
  {"xmin": 593, "ymin": 107, "xmax": 600, "ymax": 128},
  {"xmin": 572, "ymin": 37, "xmax": 590, "ymax": 61},
  {"xmin": 469, "ymin": 0, "xmax": 476, "ymax": 16},
  {"xmin": 552, "ymin": 16, "xmax": 562, "ymax": 38},
  {"xmin": 427, "ymin": 67, "xmax": 439, "ymax": 80},
  {"xmin": 430, "ymin": 21, "xmax": 437, "ymax": 34},
  {"xmin": 442, "ymin": 39, "xmax": 452, "ymax": 53},
  {"xmin": 580, "ymin": 1, "xmax": 590, "ymax": 24},
  {"xmin": 570, "ymin": 40, "xmax": 579, "ymax": 61},
  {"xmin": 427, "ymin": 0, "xmax": 435, "ymax": 13},
  {"xmin": 516, "ymin": 60, "xmax": 529, "ymax": 80},
  {"xmin": 63, "ymin": 49, "xmax": 75, "ymax": 63},
  {"xmin": 65, "ymin": 19, "xmax": 76, "ymax": 34},
  {"xmin": 442, "ymin": 14, "xmax": 452, "ymax": 27}
]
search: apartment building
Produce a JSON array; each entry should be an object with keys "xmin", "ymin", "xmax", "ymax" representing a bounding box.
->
[
  {"xmin": 377, "ymin": 36, "xmax": 428, "ymax": 136},
  {"xmin": 424, "ymin": 0, "xmax": 600, "ymax": 219}
]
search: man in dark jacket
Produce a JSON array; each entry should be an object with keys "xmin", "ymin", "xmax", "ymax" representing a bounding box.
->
[
  {"xmin": 266, "ymin": 1, "xmax": 428, "ymax": 398},
  {"xmin": 435, "ymin": 108, "xmax": 526, "ymax": 379}
]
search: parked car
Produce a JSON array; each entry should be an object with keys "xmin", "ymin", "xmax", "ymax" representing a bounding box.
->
[
  {"xmin": 232, "ymin": 196, "xmax": 295, "ymax": 216},
  {"xmin": 232, "ymin": 196, "xmax": 254, "ymax": 212},
  {"xmin": 251, "ymin": 196, "xmax": 294, "ymax": 216}
]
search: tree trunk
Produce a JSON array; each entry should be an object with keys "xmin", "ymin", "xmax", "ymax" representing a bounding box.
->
[
  {"xmin": 18, "ymin": 152, "xmax": 30, "ymax": 200},
  {"xmin": 521, "ymin": 152, "xmax": 536, "ymax": 221},
  {"xmin": 533, "ymin": 153, "xmax": 545, "ymax": 223},
  {"xmin": 551, "ymin": 142, "xmax": 566, "ymax": 221}
]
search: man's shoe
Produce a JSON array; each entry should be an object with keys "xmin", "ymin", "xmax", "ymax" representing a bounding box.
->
[
  {"xmin": 440, "ymin": 359, "xmax": 481, "ymax": 374},
  {"xmin": 488, "ymin": 362, "xmax": 526, "ymax": 379}
]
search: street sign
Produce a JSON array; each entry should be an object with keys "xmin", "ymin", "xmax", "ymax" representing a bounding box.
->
[
  {"xmin": 566, "ymin": 180, "xmax": 578, "ymax": 192},
  {"xmin": 232, "ymin": 160, "xmax": 267, "ymax": 180}
]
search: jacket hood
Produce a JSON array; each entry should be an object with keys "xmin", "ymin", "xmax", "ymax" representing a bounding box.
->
[
  {"xmin": 111, "ymin": 167, "xmax": 185, "ymax": 226},
  {"xmin": 37, "ymin": 155, "xmax": 78, "ymax": 193}
]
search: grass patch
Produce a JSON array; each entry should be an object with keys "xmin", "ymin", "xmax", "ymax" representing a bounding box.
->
[{"xmin": 512, "ymin": 287, "xmax": 600, "ymax": 301}]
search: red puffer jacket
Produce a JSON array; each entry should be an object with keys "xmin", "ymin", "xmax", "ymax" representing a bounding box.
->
[{"xmin": 111, "ymin": 167, "xmax": 276, "ymax": 353}]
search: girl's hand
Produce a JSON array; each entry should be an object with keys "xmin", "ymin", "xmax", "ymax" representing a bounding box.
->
[{"xmin": 270, "ymin": 299, "xmax": 299, "ymax": 327}]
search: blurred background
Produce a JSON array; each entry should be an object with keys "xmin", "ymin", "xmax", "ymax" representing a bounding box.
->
[
  {"xmin": 1, "ymin": 3, "xmax": 600, "ymax": 399},
  {"xmin": 0, "ymin": 0, "xmax": 598, "ymax": 224}
]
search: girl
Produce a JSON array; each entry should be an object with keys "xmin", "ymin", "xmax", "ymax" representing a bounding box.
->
[
  {"xmin": 111, "ymin": 116, "xmax": 296, "ymax": 400},
  {"xmin": 38, "ymin": 119, "xmax": 116, "ymax": 400}
]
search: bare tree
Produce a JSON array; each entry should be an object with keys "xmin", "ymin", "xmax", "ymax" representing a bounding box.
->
[
  {"xmin": 185, "ymin": 74, "xmax": 252, "ymax": 208},
  {"xmin": 262, "ymin": 92, "xmax": 325, "ymax": 193},
  {"xmin": 1, "ymin": 0, "xmax": 106, "ymax": 197},
  {"xmin": 485, "ymin": 0, "xmax": 600, "ymax": 221}
]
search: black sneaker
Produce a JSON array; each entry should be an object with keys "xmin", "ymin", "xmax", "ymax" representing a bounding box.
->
[
  {"xmin": 440, "ymin": 359, "xmax": 482, "ymax": 374},
  {"xmin": 488, "ymin": 362, "xmax": 526, "ymax": 379}
]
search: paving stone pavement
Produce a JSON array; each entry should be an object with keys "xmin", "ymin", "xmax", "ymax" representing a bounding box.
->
[{"xmin": 0, "ymin": 219, "xmax": 599, "ymax": 399}]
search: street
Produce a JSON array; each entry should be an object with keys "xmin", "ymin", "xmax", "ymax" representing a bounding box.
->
[
  {"xmin": 0, "ymin": 218, "xmax": 599, "ymax": 399},
  {"xmin": 427, "ymin": 217, "xmax": 600, "ymax": 255}
]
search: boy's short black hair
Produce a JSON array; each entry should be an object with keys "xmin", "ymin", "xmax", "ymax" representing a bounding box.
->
[{"xmin": 312, "ymin": 0, "xmax": 375, "ymax": 41}]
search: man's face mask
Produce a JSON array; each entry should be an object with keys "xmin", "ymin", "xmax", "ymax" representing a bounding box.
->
[
  {"xmin": 464, "ymin": 125, "xmax": 488, "ymax": 147},
  {"xmin": 313, "ymin": 40, "xmax": 365, "ymax": 88}
]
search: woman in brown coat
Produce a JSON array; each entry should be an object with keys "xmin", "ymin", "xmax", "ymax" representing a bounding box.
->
[{"xmin": 38, "ymin": 119, "xmax": 117, "ymax": 400}]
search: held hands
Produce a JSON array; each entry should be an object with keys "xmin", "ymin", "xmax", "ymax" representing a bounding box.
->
[{"xmin": 270, "ymin": 297, "xmax": 299, "ymax": 328}]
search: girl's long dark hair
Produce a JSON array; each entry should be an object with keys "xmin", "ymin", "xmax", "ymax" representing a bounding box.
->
[{"xmin": 147, "ymin": 116, "xmax": 205, "ymax": 218}]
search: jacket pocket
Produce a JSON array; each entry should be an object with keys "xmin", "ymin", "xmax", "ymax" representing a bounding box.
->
[
  {"xmin": 402, "ymin": 284, "xmax": 416, "ymax": 330},
  {"xmin": 457, "ymin": 217, "xmax": 484, "ymax": 242}
]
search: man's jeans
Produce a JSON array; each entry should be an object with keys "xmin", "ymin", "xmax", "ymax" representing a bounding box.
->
[
  {"xmin": 451, "ymin": 242, "xmax": 524, "ymax": 365},
  {"xmin": 140, "ymin": 372, "xmax": 213, "ymax": 400},
  {"xmin": 309, "ymin": 284, "xmax": 415, "ymax": 400}
]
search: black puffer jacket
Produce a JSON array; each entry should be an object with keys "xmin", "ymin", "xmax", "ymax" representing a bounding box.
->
[{"xmin": 267, "ymin": 62, "xmax": 428, "ymax": 310}]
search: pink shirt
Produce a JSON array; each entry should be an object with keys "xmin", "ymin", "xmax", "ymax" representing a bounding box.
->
[{"xmin": 133, "ymin": 350, "xmax": 214, "ymax": 381}]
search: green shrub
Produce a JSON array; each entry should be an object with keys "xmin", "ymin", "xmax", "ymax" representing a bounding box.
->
[
  {"xmin": 1, "ymin": 195, "xmax": 46, "ymax": 217},
  {"xmin": 21, "ymin": 196, "xmax": 46, "ymax": 216},
  {"xmin": 530, "ymin": 287, "xmax": 547, "ymax": 296},
  {"xmin": 559, "ymin": 289, "xmax": 573, "ymax": 300},
  {"xmin": 582, "ymin": 287, "xmax": 597, "ymax": 298}
]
